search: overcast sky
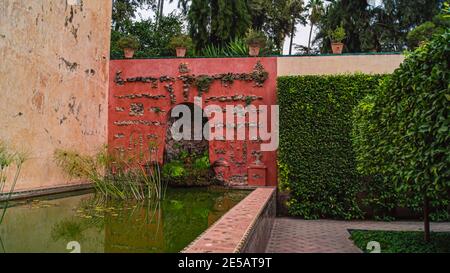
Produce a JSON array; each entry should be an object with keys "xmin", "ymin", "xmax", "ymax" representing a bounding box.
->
[{"xmin": 138, "ymin": 2, "xmax": 312, "ymax": 55}]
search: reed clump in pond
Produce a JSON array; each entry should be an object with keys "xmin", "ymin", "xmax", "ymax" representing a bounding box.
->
[
  {"xmin": 0, "ymin": 141, "xmax": 27, "ymax": 225},
  {"xmin": 54, "ymin": 145, "xmax": 166, "ymax": 201}
]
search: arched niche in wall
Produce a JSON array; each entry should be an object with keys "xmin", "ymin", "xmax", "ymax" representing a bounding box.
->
[{"xmin": 164, "ymin": 102, "xmax": 210, "ymax": 163}]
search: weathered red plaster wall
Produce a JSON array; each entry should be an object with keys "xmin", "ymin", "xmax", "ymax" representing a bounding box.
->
[{"xmin": 108, "ymin": 57, "xmax": 277, "ymax": 187}]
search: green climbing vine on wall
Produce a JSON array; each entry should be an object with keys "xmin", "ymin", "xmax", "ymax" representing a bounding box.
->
[{"xmin": 114, "ymin": 61, "xmax": 269, "ymax": 97}]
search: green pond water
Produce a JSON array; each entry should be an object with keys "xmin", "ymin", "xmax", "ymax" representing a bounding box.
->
[{"xmin": 0, "ymin": 187, "xmax": 250, "ymax": 253}]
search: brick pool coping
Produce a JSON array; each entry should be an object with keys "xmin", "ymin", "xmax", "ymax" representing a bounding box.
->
[
  {"xmin": 0, "ymin": 183, "xmax": 94, "ymax": 201},
  {"xmin": 182, "ymin": 187, "xmax": 276, "ymax": 253}
]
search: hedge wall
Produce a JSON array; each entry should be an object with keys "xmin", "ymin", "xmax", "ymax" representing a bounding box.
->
[
  {"xmin": 278, "ymin": 74, "xmax": 386, "ymax": 219},
  {"xmin": 353, "ymin": 31, "xmax": 450, "ymax": 222}
]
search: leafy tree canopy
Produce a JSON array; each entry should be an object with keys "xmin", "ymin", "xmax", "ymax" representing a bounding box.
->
[
  {"xmin": 112, "ymin": 0, "xmax": 157, "ymax": 31},
  {"xmin": 173, "ymin": 0, "xmax": 306, "ymax": 53},
  {"xmin": 314, "ymin": 0, "xmax": 444, "ymax": 53},
  {"xmin": 111, "ymin": 13, "xmax": 184, "ymax": 58}
]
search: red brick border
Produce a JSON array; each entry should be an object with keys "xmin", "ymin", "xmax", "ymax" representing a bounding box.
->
[{"xmin": 183, "ymin": 187, "xmax": 276, "ymax": 253}]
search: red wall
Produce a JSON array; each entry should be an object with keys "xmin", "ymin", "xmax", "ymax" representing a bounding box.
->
[{"xmin": 108, "ymin": 57, "xmax": 277, "ymax": 187}]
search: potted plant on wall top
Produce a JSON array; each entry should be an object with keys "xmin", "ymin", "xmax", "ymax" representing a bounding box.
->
[
  {"xmin": 169, "ymin": 35, "xmax": 193, "ymax": 58},
  {"xmin": 245, "ymin": 29, "xmax": 267, "ymax": 57},
  {"xmin": 117, "ymin": 35, "xmax": 140, "ymax": 59},
  {"xmin": 329, "ymin": 25, "xmax": 346, "ymax": 54}
]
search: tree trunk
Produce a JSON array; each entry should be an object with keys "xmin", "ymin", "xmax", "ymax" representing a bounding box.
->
[
  {"xmin": 289, "ymin": 20, "xmax": 295, "ymax": 55},
  {"xmin": 307, "ymin": 21, "xmax": 314, "ymax": 54},
  {"xmin": 424, "ymin": 195, "xmax": 431, "ymax": 242},
  {"xmin": 156, "ymin": 0, "xmax": 160, "ymax": 23},
  {"xmin": 159, "ymin": 0, "xmax": 164, "ymax": 19},
  {"xmin": 156, "ymin": 0, "xmax": 164, "ymax": 24}
]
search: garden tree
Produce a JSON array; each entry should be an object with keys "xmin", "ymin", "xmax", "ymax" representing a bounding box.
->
[
  {"xmin": 155, "ymin": 0, "xmax": 165, "ymax": 23},
  {"xmin": 172, "ymin": 0, "xmax": 306, "ymax": 53},
  {"xmin": 369, "ymin": 0, "xmax": 444, "ymax": 51},
  {"xmin": 406, "ymin": 13, "xmax": 450, "ymax": 49},
  {"xmin": 314, "ymin": 0, "xmax": 443, "ymax": 53},
  {"xmin": 111, "ymin": 13, "xmax": 184, "ymax": 58},
  {"xmin": 243, "ymin": 0, "xmax": 298, "ymax": 52},
  {"xmin": 287, "ymin": 0, "xmax": 307, "ymax": 55},
  {"xmin": 254, "ymin": 0, "xmax": 306, "ymax": 53},
  {"xmin": 247, "ymin": 0, "xmax": 268, "ymax": 30},
  {"xmin": 305, "ymin": 0, "xmax": 324, "ymax": 53},
  {"xmin": 352, "ymin": 30, "xmax": 450, "ymax": 242},
  {"xmin": 173, "ymin": 0, "xmax": 252, "ymax": 51},
  {"xmin": 314, "ymin": 0, "xmax": 371, "ymax": 52},
  {"xmin": 112, "ymin": 0, "xmax": 156, "ymax": 31},
  {"xmin": 406, "ymin": 22, "xmax": 437, "ymax": 49}
]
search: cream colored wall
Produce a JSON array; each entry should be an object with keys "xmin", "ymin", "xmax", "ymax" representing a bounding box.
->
[
  {"xmin": 277, "ymin": 54, "xmax": 404, "ymax": 76},
  {"xmin": 0, "ymin": 0, "xmax": 112, "ymax": 192}
]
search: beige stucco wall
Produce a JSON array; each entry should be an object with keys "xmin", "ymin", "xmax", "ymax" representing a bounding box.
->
[
  {"xmin": 0, "ymin": 0, "xmax": 112, "ymax": 192},
  {"xmin": 277, "ymin": 54, "xmax": 405, "ymax": 76}
]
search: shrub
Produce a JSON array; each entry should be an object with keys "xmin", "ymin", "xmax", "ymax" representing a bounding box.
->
[
  {"xmin": 406, "ymin": 12, "xmax": 450, "ymax": 49},
  {"xmin": 226, "ymin": 38, "xmax": 249, "ymax": 56},
  {"xmin": 352, "ymin": 30, "xmax": 450, "ymax": 234},
  {"xmin": 117, "ymin": 35, "xmax": 140, "ymax": 50},
  {"xmin": 110, "ymin": 14, "xmax": 184, "ymax": 58},
  {"xmin": 350, "ymin": 230, "xmax": 450, "ymax": 253},
  {"xmin": 162, "ymin": 152, "xmax": 213, "ymax": 187},
  {"xmin": 169, "ymin": 35, "xmax": 193, "ymax": 50},
  {"xmin": 193, "ymin": 152, "xmax": 211, "ymax": 170},
  {"xmin": 329, "ymin": 24, "xmax": 346, "ymax": 43},
  {"xmin": 245, "ymin": 29, "xmax": 267, "ymax": 47},
  {"xmin": 278, "ymin": 74, "xmax": 386, "ymax": 219},
  {"xmin": 406, "ymin": 21, "xmax": 438, "ymax": 49},
  {"xmin": 202, "ymin": 44, "xmax": 224, "ymax": 57},
  {"xmin": 201, "ymin": 38, "xmax": 276, "ymax": 57},
  {"xmin": 162, "ymin": 160, "xmax": 185, "ymax": 179}
]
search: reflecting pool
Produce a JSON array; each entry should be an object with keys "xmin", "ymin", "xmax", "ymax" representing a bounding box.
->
[{"xmin": 0, "ymin": 187, "xmax": 250, "ymax": 253}]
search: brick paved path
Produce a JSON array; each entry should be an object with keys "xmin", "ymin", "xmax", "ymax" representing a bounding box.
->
[{"xmin": 266, "ymin": 218, "xmax": 450, "ymax": 253}]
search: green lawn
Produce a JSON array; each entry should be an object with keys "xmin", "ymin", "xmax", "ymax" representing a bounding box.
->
[{"xmin": 350, "ymin": 230, "xmax": 450, "ymax": 253}]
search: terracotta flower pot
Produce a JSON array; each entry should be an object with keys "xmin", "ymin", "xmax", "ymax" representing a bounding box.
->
[
  {"xmin": 176, "ymin": 47, "xmax": 187, "ymax": 58},
  {"xmin": 123, "ymin": 48, "xmax": 135, "ymax": 59},
  {"xmin": 249, "ymin": 45, "xmax": 261, "ymax": 57},
  {"xmin": 331, "ymin": 42, "xmax": 344, "ymax": 54}
]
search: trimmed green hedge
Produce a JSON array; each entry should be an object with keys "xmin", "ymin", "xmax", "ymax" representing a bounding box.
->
[
  {"xmin": 278, "ymin": 74, "xmax": 386, "ymax": 219},
  {"xmin": 352, "ymin": 31, "xmax": 450, "ymax": 220},
  {"xmin": 350, "ymin": 230, "xmax": 450, "ymax": 253}
]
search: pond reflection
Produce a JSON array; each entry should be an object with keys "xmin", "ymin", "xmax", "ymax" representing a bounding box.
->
[{"xmin": 0, "ymin": 187, "xmax": 249, "ymax": 253}]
